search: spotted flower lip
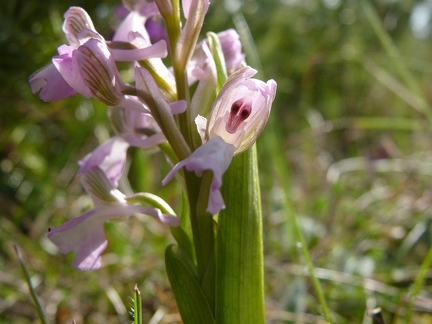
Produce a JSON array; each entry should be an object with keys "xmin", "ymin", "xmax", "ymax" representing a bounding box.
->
[{"xmin": 206, "ymin": 66, "xmax": 277, "ymax": 154}]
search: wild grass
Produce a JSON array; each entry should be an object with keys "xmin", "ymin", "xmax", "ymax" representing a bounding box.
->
[{"xmin": 2, "ymin": 0, "xmax": 432, "ymax": 323}]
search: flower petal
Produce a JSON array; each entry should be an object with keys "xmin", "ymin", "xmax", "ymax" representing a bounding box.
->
[
  {"xmin": 63, "ymin": 7, "xmax": 96, "ymax": 47},
  {"xmin": 78, "ymin": 137, "xmax": 130, "ymax": 187},
  {"xmin": 163, "ymin": 136, "xmax": 235, "ymax": 214},
  {"xmin": 53, "ymin": 45, "xmax": 93, "ymax": 99},
  {"xmin": 217, "ymin": 29, "xmax": 245, "ymax": 74},
  {"xmin": 29, "ymin": 63, "xmax": 77, "ymax": 101},
  {"xmin": 47, "ymin": 204, "xmax": 179, "ymax": 270},
  {"xmin": 80, "ymin": 167, "xmax": 126, "ymax": 205},
  {"xmin": 113, "ymin": 2, "xmax": 160, "ymax": 44},
  {"xmin": 182, "ymin": 0, "xmax": 192, "ymax": 19},
  {"xmin": 75, "ymin": 37, "xmax": 125, "ymax": 105},
  {"xmin": 117, "ymin": 96, "xmax": 151, "ymax": 114},
  {"xmin": 109, "ymin": 106, "xmax": 167, "ymax": 148},
  {"xmin": 109, "ymin": 40, "xmax": 168, "ymax": 61},
  {"xmin": 168, "ymin": 100, "xmax": 187, "ymax": 114},
  {"xmin": 195, "ymin": 114, "xmax": 207, "ymax": 143},
  {"xmin": 190, "ymin": 43, "xmax": 217, "ymax": 118}
]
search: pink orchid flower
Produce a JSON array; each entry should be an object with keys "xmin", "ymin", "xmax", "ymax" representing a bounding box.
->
[
  {"xmin": 29, "ymin": 6, "xmax": 167, "ymax": 103},
  {"xmin": 48, "ymin": 168, "xmax": 179, "ymax": 270},
  {"xmin": 164, "ymin": 66, "xmax": 277, "ymax": 214}
]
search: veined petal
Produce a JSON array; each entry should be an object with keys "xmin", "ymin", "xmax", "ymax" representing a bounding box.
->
[
  {"xmin": 75, "ymin": 38, "xmax": 126, "ymax": 106},
  {"xmin": 163, "ymin": 136, "xmax": 235, "ymax": 214},
  {"xmin": 63, "ymin": 7, "xmax": 96, "ymax": 47},
  {"xmin": 80, "ymin": 167, "xmax": 126, "ymax": 205},
  {"xmin": 47, "ymin": 203, "xmax": 179, "ymax": 270}
]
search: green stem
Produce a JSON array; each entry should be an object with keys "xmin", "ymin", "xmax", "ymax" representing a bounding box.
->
[
  {"xmin": 159, "ymin": 142, "xmax": 179, "ymax": 165},
  {"xmin": 155, "ymin": 0, "xmax": 180, "ymax": 57},
  {"xmin": 171, "ymin": 63, "xmax": 202, "ymax": 151},
  {"xmin": 174, "ymin": 67, "xmax": 197, "ymax": 150}
]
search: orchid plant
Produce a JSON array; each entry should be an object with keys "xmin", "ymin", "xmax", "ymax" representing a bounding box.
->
[{"xmin": 30, "ymin": 0, "xmax": 276, "ymax": 322}]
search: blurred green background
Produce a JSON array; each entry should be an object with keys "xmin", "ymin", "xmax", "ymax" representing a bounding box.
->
[{"xmin": 2, "ymin": 0, "xmax": 432, "ymax": 322}]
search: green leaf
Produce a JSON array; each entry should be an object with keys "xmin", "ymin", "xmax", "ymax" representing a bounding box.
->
[
  {"xmin": 215, "ymin": 145, "xmax": 265, "ymax": 323},
  {"xmin": 165, "ymin": 245, "xmax": 215, "ymax": 324}
]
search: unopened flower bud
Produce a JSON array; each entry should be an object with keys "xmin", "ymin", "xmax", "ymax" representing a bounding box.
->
[{"xmin": 207, "ymin": 66, "xmax": 277, "ymax": 154}]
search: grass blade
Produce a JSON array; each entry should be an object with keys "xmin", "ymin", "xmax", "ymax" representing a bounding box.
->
[{"xmin": 14, "ymin": 245, "xmax": 47, "ymax": 324}]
